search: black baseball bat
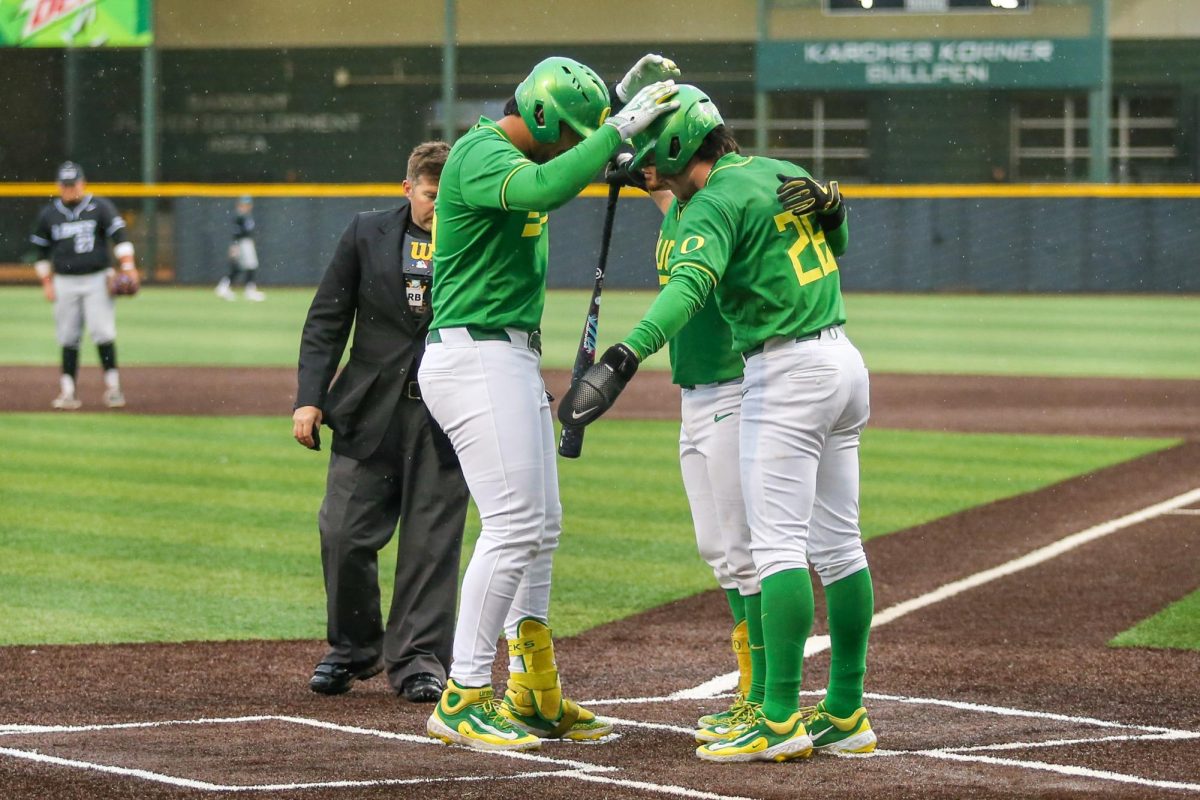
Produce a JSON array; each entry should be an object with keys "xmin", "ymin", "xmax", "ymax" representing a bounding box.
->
[{"xmin": 559, "ymin": 181, "xmax": 621, "ymax": 458}]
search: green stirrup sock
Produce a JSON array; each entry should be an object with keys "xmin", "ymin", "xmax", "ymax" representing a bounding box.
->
[
  {"xmin": 823, "ymin": 567, "xmax": 874, "ymax": 718},
  {"xmin": 743, "ymin": 592, "xmax": 766, "ymax": 704},
  {"xmin": 725, "ymin": 588, "xmax": 746, "ymax": 626},
  {"xmin": 761, "ymin": 569, "xmax": 814, "ymax": 722}
]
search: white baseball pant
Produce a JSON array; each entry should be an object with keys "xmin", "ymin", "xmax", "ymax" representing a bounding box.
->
[
  {"xmin": 418, "ymin": 327, "xmax": 562, "ymax": 686},
  {"xmin": 739, "ymin": 325, "xmax": 870, "ymax": 587},
  {"xmin": 234, "ymin": 238, "xmax": 259, "ymax": 271},
  {"xmin": 679, "ymin": 380, "xmax": 759, "ymax": 596},
  {"xmin": 53, "ymin": 272, "xmax": 116, "ymax": 346}
]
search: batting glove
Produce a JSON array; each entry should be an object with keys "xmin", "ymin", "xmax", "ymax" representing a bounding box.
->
[
  {"xmin": 605, "ymin": 149, "xmax": 648, "ymax": 191},
  {"xmin": 605, "ymin": 81, "xmax": 680, "ymax": 140},
  {"xmin": 776, "ymin": 174, "xmax": 842, "ymax": 217},
  {"xmin": 559, "ymin": 343, "xmax": 640, "ymax": 427},
  {"xmin": 616, "ymin": 54, "xmax": 681, "ymax": 104}
]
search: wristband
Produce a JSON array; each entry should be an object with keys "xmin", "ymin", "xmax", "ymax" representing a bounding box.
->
[{"xmin": 35, "ymin": 260, "xmax": 52, "ymax": 279}]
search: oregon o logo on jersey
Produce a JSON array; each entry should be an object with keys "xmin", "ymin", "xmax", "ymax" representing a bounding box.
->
[{"xmin": 680, "ymin": 235, "xmax": 705, "ymax": 254}]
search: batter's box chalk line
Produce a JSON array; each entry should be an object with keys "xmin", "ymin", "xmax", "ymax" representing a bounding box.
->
[{"xmin": 0, "ymin": 714, "xmax": 750, "ymax": 800}]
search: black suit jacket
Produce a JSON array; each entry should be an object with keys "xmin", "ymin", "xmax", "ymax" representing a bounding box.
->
[{"xmin": 296, "ymin": 204, "xmax": 436, "ymax": 460}]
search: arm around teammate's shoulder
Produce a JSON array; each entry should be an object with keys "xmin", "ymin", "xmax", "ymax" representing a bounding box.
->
[{"xmin": 822, "ymin": 211, "xmax": 849, "ymax": 257}]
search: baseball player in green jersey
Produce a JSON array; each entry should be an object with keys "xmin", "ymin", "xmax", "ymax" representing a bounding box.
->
[
  {"xmin": 563, "ymin": 85, "xmax": 876, "ymax": 763},
  {"xmin": 419, "ymin": 54, "xmax": 681, "ymax": 752},
  {"xmin": 618, "ymin": 166, "xmax": 763, "ymax": 743}
]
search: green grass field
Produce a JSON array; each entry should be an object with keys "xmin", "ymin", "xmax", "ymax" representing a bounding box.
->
[
  {"xmin": 0, "ymin": 413, "xmax": 1172, "ymax": 646},
  {"xmin": 1, "ymin": 286, "xmax": 1195, "ymax": 651},
  {"xmin": 1, "ymin": 287, "xmax": 1197, "ymax": 378},
  {"xmin": 1111, "ymin": 590, "xmax": 1200, "ymax": 652}
]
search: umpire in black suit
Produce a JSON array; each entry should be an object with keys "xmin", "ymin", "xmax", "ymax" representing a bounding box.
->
[{"xmin": 292, "ymin": 142, "xmax": 468, "ymax": 703}]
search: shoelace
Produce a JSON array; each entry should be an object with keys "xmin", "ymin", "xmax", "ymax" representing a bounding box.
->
[
  {"xmin": 799, "ymin": 705, "xmax": 821, "ymax": 725},
  {"xmin": 725, "ymin": 699, "xmax": 762, "ymax": 729}
]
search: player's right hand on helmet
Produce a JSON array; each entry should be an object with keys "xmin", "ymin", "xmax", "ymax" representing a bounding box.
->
[
  {"xmin": 776, "ymin": 174, "xmax": 842, "ymax": 217},
  {"xmin": 605, "ymin": 81, "xmax": 680, "ymax": 140},
  {"xmin": 605, "ymin": 148, "xmax": 648, "ymax": 191},
  {"xmin": 559, "ymin": 343, "xmax": 640, "ymax": 427},
  {"xmin": 616, "ymin": 54, "xmax": 681, "ymax": 103}
]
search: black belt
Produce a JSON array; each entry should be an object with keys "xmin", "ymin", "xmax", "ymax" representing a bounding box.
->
[
  {"xmin": 403, "ymin": 380, "xmax": 422, "ymax": 401},
  {"xmin": 427, "ymin": 326, "xmax": 542, "ymax": 355},
  {"xmin": 680, "ymin": 377, "xmax": 744, "ymax": 391},
  {"xmin": 741, "ymin": 329, "xmax": 827, "ymax": 361}
]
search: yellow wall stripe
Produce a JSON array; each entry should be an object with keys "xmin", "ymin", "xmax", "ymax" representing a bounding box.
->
[{"xmin": 2, "ymin": 183, "xmax": 1199, "ymax": 200}]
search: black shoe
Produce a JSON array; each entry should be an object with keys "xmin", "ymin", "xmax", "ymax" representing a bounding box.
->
[
  {"xmin": 400, "ymin": 672, "xmax": 444, "ymax": 703},
  {"xmin": 309, "ymin": 658, "xmax": 383, "ymax": 695}
]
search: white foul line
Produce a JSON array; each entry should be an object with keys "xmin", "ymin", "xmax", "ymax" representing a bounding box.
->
[{"xmin": 667, "ymin": 487, "xmax": 1200, "ymax": 701}]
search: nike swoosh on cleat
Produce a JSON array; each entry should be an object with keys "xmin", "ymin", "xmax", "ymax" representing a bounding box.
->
[
  {"xmin": 468, "ymin": 713, "xmax": 519, "ymax": 739},
  {"xmin": 571, "ymin": 407, "xmax": 599, "ymax": 420}
]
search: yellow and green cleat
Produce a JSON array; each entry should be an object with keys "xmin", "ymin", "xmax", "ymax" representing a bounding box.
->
[
  {"xmin": 695, "ymin": 698, "xmax": 761, "ymax": 743},
  {"xmin": 426, "ymin": 679, "xmax": 541, "ymax": 751},
  {"xmin": 499, "ymin": 617, "xmax": 613, "ymax": 741},
  {"xmin": 803, "ymin": 701, "xmax": 877, "ymax": 754},
  {"xmin": 695, "ymin": 710, "xmax": 813, "ymax": 763}
]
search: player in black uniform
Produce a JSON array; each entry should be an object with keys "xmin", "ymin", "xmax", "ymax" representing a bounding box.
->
[
  {"xmin": 30, "ymin": 162, "xmax": 140, "ymax": 410},
  {"xmin": 215, "ymin": 196, "xmax": 265, "ymax": 302}
]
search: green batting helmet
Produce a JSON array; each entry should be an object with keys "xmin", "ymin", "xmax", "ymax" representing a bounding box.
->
[
  {"xmin": 630, "ymin": 84, "xmax": 724, "ymax": 175},
  {"xmin": 515, "ymin": 57, "xmax": 612, "ymax": 144}
]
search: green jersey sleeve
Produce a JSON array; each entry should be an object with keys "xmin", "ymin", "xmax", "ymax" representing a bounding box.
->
[
  {"xmin": 623, "ymin": 266, "xmax": 714, "ymax": 360},
  {"xmin": 623, "ymin": 192, "xmax": 741, "ymax": 360},
  {"xmin": 459, "ymin": 122, "xmax": 621, "ymax": 213}
]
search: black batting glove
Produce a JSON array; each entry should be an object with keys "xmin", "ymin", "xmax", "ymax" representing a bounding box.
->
[
  {"xmin": 559, "ymin": 343, "xmax": 640, "ymax": 428},
  {"xmin": 605, "ymin": 148, "xmax": 648, "ymax": 191},
  {"xmin": 776, "ymin": 174, "xmax": 842, "ymax": 216}
]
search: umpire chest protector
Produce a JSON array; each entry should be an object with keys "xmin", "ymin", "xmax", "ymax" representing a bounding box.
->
[{"xmin": 401, "ymin": 224, "xmax": 434, "ymax": 317}]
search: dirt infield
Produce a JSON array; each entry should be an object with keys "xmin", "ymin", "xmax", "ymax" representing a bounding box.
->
[
  {"xmin": 2, "ymin": 366, "xmax": 1199, "ymax": 798},
  {"xmin": 5, "ymin": 365, "xmax": 1200, "ymax": 439}
]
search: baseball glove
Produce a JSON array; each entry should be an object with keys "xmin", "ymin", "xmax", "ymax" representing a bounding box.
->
[{"xmin": 110, "ymin": 272, "xmax": 140, "ymax": 297}]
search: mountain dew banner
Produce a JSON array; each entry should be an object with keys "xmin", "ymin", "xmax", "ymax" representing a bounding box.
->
[{"xmin": 0, "ymin": 0, "xmax": 151, "ymax": 47}]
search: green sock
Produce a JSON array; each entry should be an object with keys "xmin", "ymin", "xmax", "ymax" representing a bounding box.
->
[
  {"xmin": 823, "ymin": 567, "xmax": 874, "ymax": 718},
  {"xmin": 743, "ymin": 592, "xmax": 766, "ymax": 704},
  {"xmin": 761, "ymin": 568, "xmax": 814, "ymax": 722},
  {"xmin": 725, "ymin": 588, "xmax": 746, "ymax": 626}
]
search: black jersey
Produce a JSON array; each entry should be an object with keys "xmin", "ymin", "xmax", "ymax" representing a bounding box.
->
[
  {"xmin": 30, "ymin": 195, "xmax": 129, "ymax": 276},
  {"xmin": 233, "ymin": 213, "xmax": 255, "ymax": 241}
]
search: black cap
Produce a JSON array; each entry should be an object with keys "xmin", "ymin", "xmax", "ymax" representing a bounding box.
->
[{"xmin": 56, "ymin": 161, "xmax": 84, "ymax": 185}]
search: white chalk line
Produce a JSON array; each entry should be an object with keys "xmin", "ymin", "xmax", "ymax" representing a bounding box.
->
[
  {"xmin": 661, "ymin": 486, "xmax": 1200, "ymax": 703},
  {"xmin": 913, "ymin": 750, "xmax": 1200, "ymax": 793},
  {"xmin": 0, "ymin": 747, "xmax": 567, "ymax": 793},
  {"xmin": 0, "ymin": 714, "xmax": 747, "ymax": 799}
]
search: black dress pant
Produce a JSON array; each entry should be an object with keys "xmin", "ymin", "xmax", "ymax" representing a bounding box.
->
[{"xmin": 318, "ymin": 397, "xmax": 468, "ymax": 691}]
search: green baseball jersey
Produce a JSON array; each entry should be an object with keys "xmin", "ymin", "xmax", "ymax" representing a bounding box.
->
[
  {"xmin": 672, "ymin": 153, "xmax": 846, "ymax": 355},
  {"xmin": 431, "ymin": 116, "xmax": 621, "ymax": 333},
  {"xmin": 623, "ymin": 152, "xmax": 849, "ymax": 362},
  {"xmin": 656, "ymin": 197, "xmax": 744, "ymax": 387}
]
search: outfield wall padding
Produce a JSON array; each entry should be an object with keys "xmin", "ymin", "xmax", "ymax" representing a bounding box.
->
[{"xmin": 170, "ymin": 195, "xmax": 1200, "ymax": 293}]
